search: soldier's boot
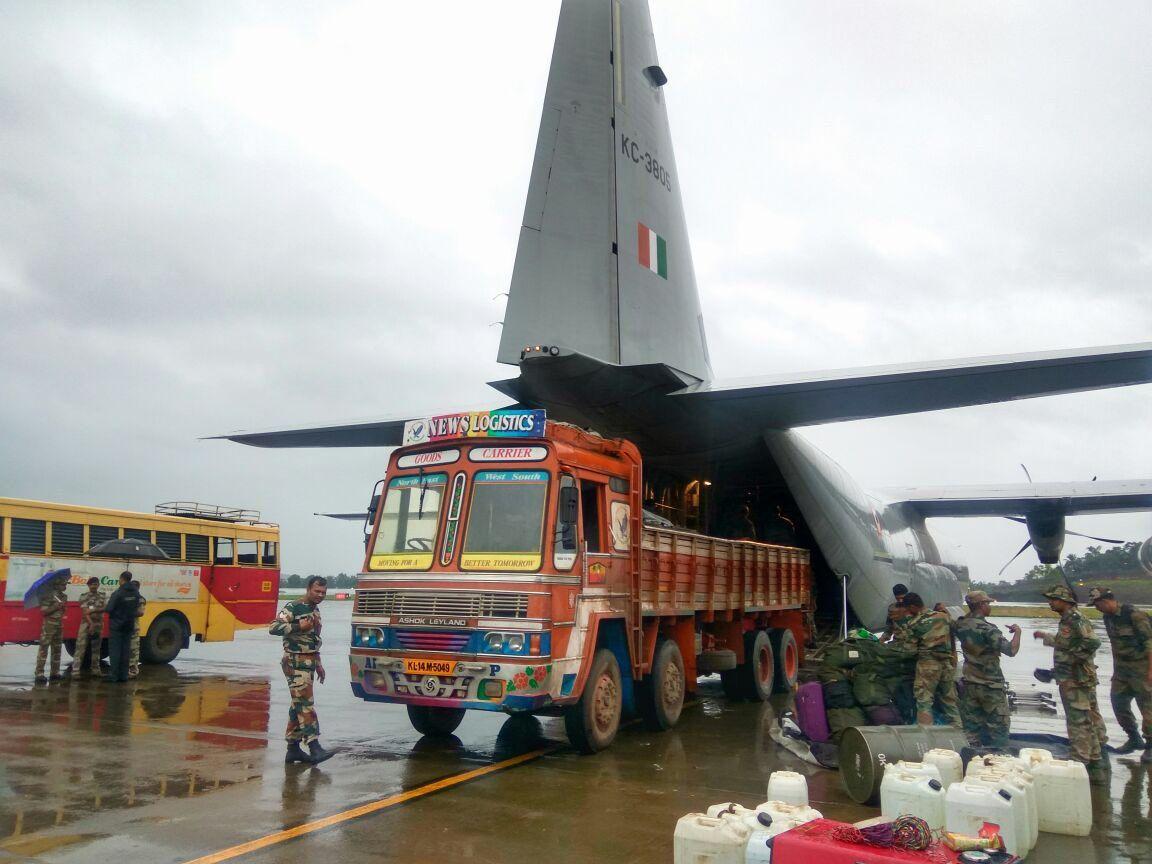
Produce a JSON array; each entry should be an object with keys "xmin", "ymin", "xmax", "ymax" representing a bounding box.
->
[
  {"xmin": 1086, "ymin": 758, "xmax": 1111, "ymax": 786},
  {"xmin": 1142, "ymin": 746, "xmax": 1152, "ymax": 765},
  {"xmin": 1116, "ymin": 732, "xmax": 1146, "ymax": 754},
  {"xmin": 285, "ymin": 741, "xmax": 310, "ymax": 764},
  {"xmin": 48, "ymin": 674, "xmax": 64, "ymax": 682},
  {"xmin": 307, "ymin": 741, "xmax": 334, "ymax": 765},
  {"xmin": 34, "ymin": 676, "xmax": 47, "ymax": 685}
]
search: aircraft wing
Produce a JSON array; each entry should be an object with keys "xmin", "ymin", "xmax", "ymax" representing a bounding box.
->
[
  {"xmin": 207, "ymin": 412, "xmax": 427, "ymax": 448},
  {"xmin": 882, "ymin": 479, "xmax": 1152, "ymax": 518},
  {"xmin": 672, "ymin": 342, "xmax": 1152, "ymax": 428},
  {"xmin": 316, "ymin": 512, "xmax": 368, "ymax": 521}
]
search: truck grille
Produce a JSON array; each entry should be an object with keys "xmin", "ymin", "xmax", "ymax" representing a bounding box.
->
[
  {"xmin": 354, "ymin": 590, "xmax": 529, "ymax": 619},
  {"xmin": 395, "ymin": 631, "xmax": 471, "ymax": 652}
]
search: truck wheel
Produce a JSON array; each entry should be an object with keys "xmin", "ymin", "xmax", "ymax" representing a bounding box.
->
[
  {"xmin": 639, "ymin": 638, "xmax": 685, "ymax": 731},
  {"xmin": 741, "ymin": 630, "xmax": 775, "ymax": 701},
  {"xmin": 564, "ymin": 648, "xmax": 622, "ymax": 753},
  {"xmin": 769, "ymin": 628, "xmax": 799, "ymax": 693},
  {"xmin": 140, "ymin": 615, "xmax": 183, "ymax": 665},
  {"xmin": 407, "ymin": 705, "xmax": 466, "ymax": 737}
]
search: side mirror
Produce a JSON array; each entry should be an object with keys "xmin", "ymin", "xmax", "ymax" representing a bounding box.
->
[
  {"xmin": 560, "ymin": 486, "xmax": 578, "ymax": 523},
  {"xmin": 366, "ymin": 493, "xmax": 381, "ymax": 521}
]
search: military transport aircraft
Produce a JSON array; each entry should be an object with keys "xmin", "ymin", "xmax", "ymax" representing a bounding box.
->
[{"xmin": 216, "ymin": 0, "xmax": 1152, "ymax": 629}]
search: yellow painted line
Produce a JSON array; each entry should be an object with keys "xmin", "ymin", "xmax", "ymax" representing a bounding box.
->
[{"xmin": 181, "ymin": 746, "xmax": 552, "ymax": 864}]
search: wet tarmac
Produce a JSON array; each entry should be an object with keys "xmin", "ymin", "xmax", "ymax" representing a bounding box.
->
[{"xmin": 0, "ymin": 607, "xmax": 1148, "ymax": 863}]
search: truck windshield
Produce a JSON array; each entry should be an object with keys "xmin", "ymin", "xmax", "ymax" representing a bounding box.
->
[
  {"xmin": 461, "ymin": 470, "xmax": 549, "ymax": 571},
  {"xmin": 369, "ymin": 472, "xmax": 448, "ymax": 570}
]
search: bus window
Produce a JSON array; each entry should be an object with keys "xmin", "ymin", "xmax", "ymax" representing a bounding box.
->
[
  {"xmin": 0, "ymin": 516, "xmax": 4, "ymax": 551},
  {"xmin": 580, "ymin": 481, "xmax": 603, "ymax": 553},
  {"xmin": 11, "ymin": 519, "xmax": 46, "ymax": 554},
  {"xmin": 156, "ymin": 531, "xmax": 181, "ymax": 559},
  {"xmin": 90, "ymin": 525, "xmax": 118, "ymax": 546},
  {"xmin": 52, "ymin": 522, "xmax": 84, "ymax": 554},
  {"xmin": 186, "ymin": 534, "xmax": 209, "ymax": 563},
  {"xmin": 237, "ymin": 539, "xmax": 258, "ymax": 565},
  {"xmin": 214, "ymin": 537, "xmax": 234, "ymax": 565},
  {"xmin": 124, "ymin": 528, "xmax": 151, "ymax": 541},
  {"xmin": 261, "ymin": 540, "xmax": 278, "ymax": 566}
]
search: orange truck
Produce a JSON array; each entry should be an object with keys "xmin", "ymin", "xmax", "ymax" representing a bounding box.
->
[{"xmin": 349, "ymin": 409, "xmax": 812, "ymax": 752}]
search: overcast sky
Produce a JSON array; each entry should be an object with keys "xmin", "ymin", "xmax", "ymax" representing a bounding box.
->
[{"xmin": 1, "ymin": 1, "xmax": 1149, "ymax": 587}]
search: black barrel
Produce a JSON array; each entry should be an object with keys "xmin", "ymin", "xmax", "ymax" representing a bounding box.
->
[{"xmin": 840, "ymin": 724, "xmax": 970, "ymax": 804}]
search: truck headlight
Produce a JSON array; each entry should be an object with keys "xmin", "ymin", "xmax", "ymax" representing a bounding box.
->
[
  {"xmin": 484, "ymin": 632, "xmax": 505, "ymax": 652},
  {"xmin": 505, "ymin": 633, "xmax": 525, "ymax": 653}
]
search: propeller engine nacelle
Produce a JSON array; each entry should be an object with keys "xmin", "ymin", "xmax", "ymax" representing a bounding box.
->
[
  {"xmin": 1141, "ymin": 536, "xmax": 1152, "ymax": 576},
  {"xmin": 1027, "ymin": 512, "xmax": 1065, "ymax": 564}
]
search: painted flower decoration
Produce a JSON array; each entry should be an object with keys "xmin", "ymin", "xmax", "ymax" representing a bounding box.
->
[
  {"xmin": 513, "ymin": 672, "xmax": 529, "ymax": 690},
  {"xmin": 533, "ymin": 666, "xmax": 547, "ymax": 682}
]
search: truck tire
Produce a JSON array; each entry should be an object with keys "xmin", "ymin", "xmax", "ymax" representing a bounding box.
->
[
  {"xmin": 638, "ymin": 637, "xmax": 685, "ymax": 731},
  {"xmin": 769, "ymin": 627, "xmax": 799, "ymax": 693},
  {"xmin": 140, "ymin": 614, "xmax": 184, "ymax": 665},
  {"xmin": 564, "ymin": 648, "xmax": 623, "ymax": 753},
  {"xmin": 741, "ymin": 630, "xmax": 775, "ymax": 701},
  {"xmin": 407, "ymin": 705, "xmax": 466, "ymax": 737}
]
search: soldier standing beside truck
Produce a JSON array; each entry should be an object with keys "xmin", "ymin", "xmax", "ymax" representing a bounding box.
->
[
  {"xmin": 1034, "ymin": 584, "xmax": 1109, "ymax": 782},
  {"xmin": 954, "ymin": 589, "xmax": 1020, "ymax": 749},
  {"xmin": 270, "ymin": 576, "xmax": 333, "ymax": 765},
  {"xmin": 1089, "ymin": 586, "xmax": 1152, "ymax": 762}
]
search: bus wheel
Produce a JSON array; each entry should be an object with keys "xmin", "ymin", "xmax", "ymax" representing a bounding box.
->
[
  {"xmin": 740, "ymin": 630, "xmax": 775, "ymax": 701},
  {"xmin": 639, "ymin": 637, "xmax": 685, "ymax": 731},
  {"xmin": 564, "ymin": 648, "xmax": 622, "ymax": 753},
  {"xmin": 769, "ymin": 628, "xmax": 799, "ymax": 693},
  {"xmin": 141, "ymin": 615, "xmax": 184, "ymax": 664},
  {"xmin": 407, "ymin": 705, "xmax": 465, "ymax": 737}
]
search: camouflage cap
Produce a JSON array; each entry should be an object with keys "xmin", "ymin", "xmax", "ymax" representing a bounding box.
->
[
  {"xmin": 1042, "ymin": 584, "xmax": 1077, "ymax": 603},
  {"xmin": 965, "ymin": 590, "xmax": 994, "ymax": 605},
  {"xmin": 1088, "ymin": 586, "xmax": 1115, "ymax": 604}
]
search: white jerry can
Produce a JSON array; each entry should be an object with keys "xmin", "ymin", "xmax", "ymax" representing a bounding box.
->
[
  {"xmin": 965, "ymin": 753, "xmax": 1030, "ymax": 778},
  {"xmin": 755, "ymin": 800, "xmax": 823, "ymax": 825},
  {"xmin": 765, "ymin": 771, "xmax": 809, "ymax": 807},
  {"xmin": 880, "ymin": 771, "xmax": 947, "ymax": 830},
  {"xmin": 945, "ymin": 780, "xmax": 1028, "ymax": 858},
  {"xmin": 702, "ymin": 803, "xmax": 814, "ymax": 863},
  {"xmin": 1018, "ymin": 747, "xmax": 1053, "ymax": 771},
  {"xmin": 922, "ymin": 748, "xmax": 964, "ymax": 788},
  {"xmin": 744, "ymin": 812, "xmax": 807, "ymax": 864},
  {"xmin": 706, "ymin": 803, "xmax": 757, "ymax": 821},
  {"xmin": 891, "ymin": 760, "xmax": 944, "ymax": 785},
  {"xmin": 968, "ymin": 771, "xmax": 1035, "ymax": 855},
  {"xmin": 674, "ymin": 813, "xmax": 751, "ymax": 864},
  {"xmin": 1030, "ymin": 758, "xmax": 1092, "ymax": 836}
]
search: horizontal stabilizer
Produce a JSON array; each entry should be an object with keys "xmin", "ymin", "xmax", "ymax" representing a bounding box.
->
[
  {"xmin": 885, "ymin": 479, "xmax": 1152, "ymax": 518},
  {"xmin": 316, "ymin": 512, "xmax": 368, "ymax": 521},
  {"xmin": 673, "ymin": 342, "xmax": 1152, "ymax": 428}
]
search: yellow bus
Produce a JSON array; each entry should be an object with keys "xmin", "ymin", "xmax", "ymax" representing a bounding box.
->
[{"xmin": 0, "ymin": 498, "xmax": 280, "ymax": 663}]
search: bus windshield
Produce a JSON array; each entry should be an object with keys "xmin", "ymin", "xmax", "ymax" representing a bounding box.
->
[
  {"xmin": 461, "ymin": 470, "xmax": 548, "ymax": 571},
  {"xmin": 370, "ymin": 473, "xmax": 448, "ymax": 570}
]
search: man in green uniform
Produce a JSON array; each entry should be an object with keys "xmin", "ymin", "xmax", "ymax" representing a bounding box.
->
[
  {"xmin": 269, "ymin": 576, "xmax": 333, "ymax": 765},
  {"xmin": 72, "ymin": 577, "xmax": 107, "ymax": 677},
  {"xmin": 34, "ymin": 572, "xmax": 70, "ymax": 683},
  {"xmin": 128, "ymin": 581, "xmax": 147, "ymax": 678},
  {"xmin": 880, "ymin": 583, "xmax": 909, "ymax": 642},
  {"xmin": 1089, "ymin": 587, "xmax": 1152, "ymax": 762},
  {"xmin": 902, "ymin": 592, "xmax": 961, "ymax": 726},
  {"xmin": 954, "ymin": 589, "xmax": 1020, "ymax": 748},
  {"xmin": 1034, "ymin": 584, "xmax": 1108, "ymax": 780}
]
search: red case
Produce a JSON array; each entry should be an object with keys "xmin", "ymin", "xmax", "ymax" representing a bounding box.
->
[{"xmin": 771, "ymin": 819, "xmax": 963, "ymax": 864}]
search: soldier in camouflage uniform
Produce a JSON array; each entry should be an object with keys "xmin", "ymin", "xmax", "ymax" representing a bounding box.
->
[
  {"xmin": 34, "ymin": 572, "xmax": 70, "ymax": 683},
  {"xmin": 901, "ymin": 592, "xmax": 961, "ymax": 726},
  {"xmin": 880, "ymin": 583, "xmax": 909, "ymax": 642},
  {"xmin": 269, "ymin": 576, "xmax": 333, "ymax": 765},
  {"xmin": 955, "ymin": 589, "xmax": 1021, "ymax": 748},
  {"xmin": 72, "ymin": 577, "xmax": 107, "ymax": 677},
  {"xmin": 129, "ymin": 583, "xmax": 147, "ymax": 678},
  {"xmin": 1034, "ymin": 584, "xmax": 1108, "ymax": 779},
  {"xmin": 1089, "ymin": 587, "xmax": 1152, "ymax": 762}
]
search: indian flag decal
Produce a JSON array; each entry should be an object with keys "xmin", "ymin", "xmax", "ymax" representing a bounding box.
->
[{"xmin": 637, "ymin": 222, "xmax": 668, "ymax": 279}]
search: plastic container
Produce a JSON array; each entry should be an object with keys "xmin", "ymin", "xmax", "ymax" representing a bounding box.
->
[
  {"xmin": 880, "ymin": 770, "xmax": 946, "ymax": 829},
  {"xmin": 744, "ymin": 812, "xmax": 808, "ymax": 864},
  {"xmin": 890, "ymin": 760, "xmax": 944, "ymax": 784},
  {"xmin": 945, "ymin": 780, "xmax": 1027, "ymax": 858},
  {"xmin": 967, "ymin": 771, "xmax": 1034, "ymax": 855},
  {"xmin": 796, "ymin": 681, "xmax": 831, "ymax": 742},
  {"xmin": 705, "ymin": 802, "xmax": 757, "ymax": 822},
  {"xmin": 673, "ymin": 812, "xmax": 750, "ymax": 864},
  {"xmin": 1031, "ymin": 758, "xmax": 1092, "ymax": 836},
  {"xmin": 766, "ymin": 771, "xmax": 809, "ymax": 807},
  {"xmin": 838, "ymin": 724, "xmax": 970, "ymax": 804},
  {"xmin": 755, "ymin": 800, "xmax": 823, "ymax": 825},
  {"xmin": 702, "ymin": 803, "xmax": 814, "ymax": 863},
  {"xmin": 971, "ymin": 768, "xmax": 1038, "ymax": 852},
  {"xmin": 922, "ymin": 748, "xmax": 964, "ymax": 788},
  {"xmin": 965, "ymin": 753, "xmax": 1030, "ymax": 778},
  {"xmin": 1018, "ymin": 747, "xmax": 1053, "ymax": 770}
]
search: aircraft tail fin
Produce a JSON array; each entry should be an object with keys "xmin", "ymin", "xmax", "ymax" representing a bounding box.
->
[{"xmin": 497, "ymin": 0, "xmax": 712, "ymax": 383}]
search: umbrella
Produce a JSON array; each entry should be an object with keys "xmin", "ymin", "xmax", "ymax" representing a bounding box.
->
[
  {"xmin": 23, "ymin": 568, "xmax": 71, "ymax": 610},
  {"xmin": 85, "ymin": 538, "xmax": 171, "ymax": 561}
]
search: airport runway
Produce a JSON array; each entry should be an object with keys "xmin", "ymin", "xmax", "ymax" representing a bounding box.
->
[{"xmin": 0, "ymin": 606, "xmax": 1147, "ymax": 863}]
